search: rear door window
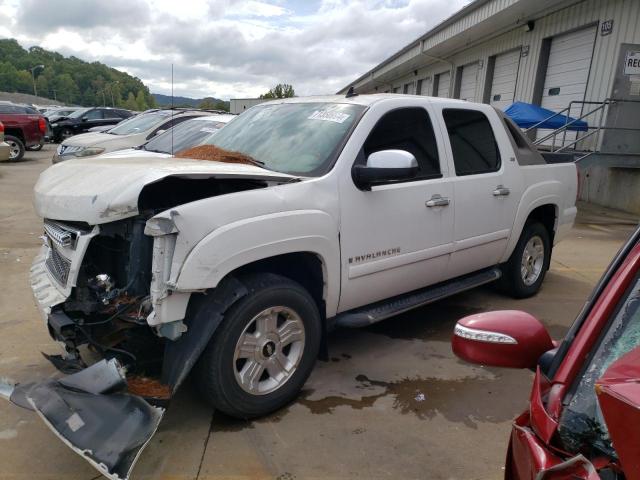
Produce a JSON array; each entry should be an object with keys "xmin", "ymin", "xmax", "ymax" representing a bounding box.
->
[{"xmin": 443, "ymin": 109, "xmax": 501, "ymax": 176}]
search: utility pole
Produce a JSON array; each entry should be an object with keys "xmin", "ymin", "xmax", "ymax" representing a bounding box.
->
[{"xmin": 30, "ymin": 64, "xmax": 44, "ymax": 97}]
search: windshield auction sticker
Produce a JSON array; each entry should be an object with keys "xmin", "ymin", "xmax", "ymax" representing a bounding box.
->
[{"xmin": 308, "ymin": 110, "xmax": 350, "ymax": 123}]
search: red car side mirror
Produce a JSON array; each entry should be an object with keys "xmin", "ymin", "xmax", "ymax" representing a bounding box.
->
[{"xmin": 452, "ymin": 310, "xmax": 554, "ymax": 369}]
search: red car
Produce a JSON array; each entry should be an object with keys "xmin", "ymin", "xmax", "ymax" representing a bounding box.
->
[
  {"xmin": 452, "ymin": 225, "xmax": 640, "ymax": 480},
  {"xmin": 0, "ymin": 103, "xmax": 47, "ymax": 160}
]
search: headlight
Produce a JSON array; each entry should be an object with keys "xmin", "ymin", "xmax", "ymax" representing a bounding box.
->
[
  {"xmin": 50, "ymin": 123, "xmax": 58, "ymax": 128},
  {"xmin": 73, "ymin": 147, "xmax": 105, "ymax": 157}
]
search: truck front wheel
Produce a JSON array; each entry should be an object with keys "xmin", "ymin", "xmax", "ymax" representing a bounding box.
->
[
  {"xmin": 194, "ymin": 274, "xmax": 322, "ymax": 419},
  {"xmin": 500, "ymin": 222, "xmax": 551, "ymax": 298}
]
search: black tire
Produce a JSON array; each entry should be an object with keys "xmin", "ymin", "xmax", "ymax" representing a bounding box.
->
[
  {"xmin": 500, "ymin": 222, "xmax": 551, "ymax": 299},
  {"xmin": 5, "ymin": 135, "xmax": 25, "ymax": 161},
  {"xmin": 61, "ymin": 128, "xmax": 74, "ymax": 141},
  {"xmin": 194, "ymin": 273, "xmax": 322, "ymax": 419}
]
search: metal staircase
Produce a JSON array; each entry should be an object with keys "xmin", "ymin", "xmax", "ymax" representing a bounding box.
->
[{"xmin": 525, "ymin": 98, "xmax": 640, "ymax": 163}]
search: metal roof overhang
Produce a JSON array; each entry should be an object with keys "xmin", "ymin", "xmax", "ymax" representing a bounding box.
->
[{"xmin": 338, "ymin": 0, "xmax": 583, "ymax": 93}]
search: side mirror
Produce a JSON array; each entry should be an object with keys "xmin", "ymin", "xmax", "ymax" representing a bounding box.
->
[
  {"xmin": 352, "ymin": 149, "xmax": 418, "ymax": 190},
  {"xmin": 82, "ymin": 116, "xmax": 88, "ymax": 122},
  {"xmin": 452, "ymin": 310, "xmax": 554, "ymax": 369},
  {"xmin": 154, "ymin": 129, "xmax": 166, "ymax": 137}
]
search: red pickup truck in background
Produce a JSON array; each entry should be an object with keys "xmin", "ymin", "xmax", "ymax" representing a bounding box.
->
[{"xmin": 0, "ymin": 103, "xmax": 46, "ymax": 161}]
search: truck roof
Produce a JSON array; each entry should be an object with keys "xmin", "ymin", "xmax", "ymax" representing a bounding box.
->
[{"xmin": 258, "ymin": 93, "xmax": 471, "ymax": 108}]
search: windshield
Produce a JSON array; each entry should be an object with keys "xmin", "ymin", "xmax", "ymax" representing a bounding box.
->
[
  {"xmin": 202, "ymin": 102, "xmax": 365, "ymax": 176},
  {"xmin": 144, "ymin": 118, "xmax": 227, "ymax": 154},
  {"xmin": 108, "ymin": 111, "xmax": 171, "ymax": 135},
  {"xmin": 68, "ymin": 108, "xmax": 90, "ymax": 119},
  {"xmin": 558, "ymin": 273, "xmax": 640, "ymax": 459}
]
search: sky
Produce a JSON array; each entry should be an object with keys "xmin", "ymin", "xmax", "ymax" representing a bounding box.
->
[{"xmin": 0, "ymin": 0, "xmax": 470, "ymax": 100}]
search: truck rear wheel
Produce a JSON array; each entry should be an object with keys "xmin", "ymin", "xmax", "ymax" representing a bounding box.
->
[
  {"xmin": 500, "ymin": 222, "xmax": 551, "ymax": 298},
  {"xmin": 5, "ymin": 135, "xmax": 25, "ymax": 161},
  {"xmin": 194, "ymin": 273, "xmax": 322, "ymax": 419}
]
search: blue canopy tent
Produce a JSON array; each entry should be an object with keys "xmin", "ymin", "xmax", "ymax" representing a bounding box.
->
[{"xmin": 504, "ymin": 102, "xmax": 588, "ymax": 132}]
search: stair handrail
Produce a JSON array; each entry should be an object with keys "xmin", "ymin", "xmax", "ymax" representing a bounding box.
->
[{"xmin": 534, "ymin": 100, "xmax": 609, "ymax": 146}]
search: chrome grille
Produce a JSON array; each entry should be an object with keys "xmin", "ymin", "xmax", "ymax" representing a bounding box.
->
[
  {"xmin": 45, "ymin": 244, "xmax": 71, "ymax": 286},
  {"xmin": 44, "ymin": 220, "xmax": 80, "ymax": 249}
]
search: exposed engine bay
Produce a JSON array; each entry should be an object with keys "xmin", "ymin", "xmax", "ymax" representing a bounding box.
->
[
  {"xmin": 45, "ymin": 175, "xmax": 272, "ymax": 381},
  {"xmin": 47, "ymin": 217, "xmax": 160, "ymax": 377}
]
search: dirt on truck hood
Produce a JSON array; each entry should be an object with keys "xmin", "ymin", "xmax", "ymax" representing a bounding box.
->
[{"xmin": 34, "ymin": 155, "xmax": 298, "ymax": 224}]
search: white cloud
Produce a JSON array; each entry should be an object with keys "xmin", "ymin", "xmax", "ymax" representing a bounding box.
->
[{"xmin": 5, "ymin": 0, "xmax": 469, "ymax": 99}]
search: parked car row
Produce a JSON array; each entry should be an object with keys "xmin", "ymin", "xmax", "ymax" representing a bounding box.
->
[{"xmin": 52, "ymin": 108, "xmax": 233, "ymax": 162}]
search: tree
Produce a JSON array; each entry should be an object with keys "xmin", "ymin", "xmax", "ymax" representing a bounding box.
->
[
  {"xmin": 35, "ymin": 75, "xmax": 49, "ymax": 98},
  {"xmin": 135, "ymin": 90, "xmax": 147, "ymax": 111},
  {"xmin": 213, "ymin": 101, "xmax": 229, "ymax": 112},
  {"xmin": 110, "ymin": 83, "xmax": 123, "ymax": 107},
  {"xmin": 0, "ymin": 62, "xmax": 19, "ymax": 91},
  {"xmin": 0, "ymin": 38, "xmax": 156, "ymax": 106},
  {"xmin": 124, "ymin": 92, "xmax": 138, "ymax": 110},
  {"xmin": 53, "ymin": 73, "xmax": 80, "ymax": 104},
  {"xmin": 259, "ymin": 83, "xmax": 295, "ymax": 99},
  {"xmin": 198, "ymin": 97, "xmax": 218, "ymax": 109},
  {"xmin": 82, "ymin": 87, "xmax": 96, "ymax": 106},
  {"xmin": 15, "ymin": 70, "xmax": 33, "ymax": 94}
]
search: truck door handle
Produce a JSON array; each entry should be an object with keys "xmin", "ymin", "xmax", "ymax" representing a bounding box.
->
[
  {"xmin": 425, "ymin": 195, "xmax": 450, "ymax": 207},
  {"xmin": 492, "ymin": 185, "xmax": 510, "ymax": 196}
]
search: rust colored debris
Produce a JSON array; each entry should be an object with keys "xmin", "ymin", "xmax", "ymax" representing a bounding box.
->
[
  {"xmin": 127, "ymin": 375, "xmax": 172, "ymax": 400},
  {"xmin": 175, "ymin": 144, "xmax": 257, "ymax": 165}
]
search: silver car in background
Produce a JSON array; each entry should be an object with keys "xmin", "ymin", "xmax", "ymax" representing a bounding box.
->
[{"xmin": 52, "ymin": 109, "xmax": 228, "ymax": 163}]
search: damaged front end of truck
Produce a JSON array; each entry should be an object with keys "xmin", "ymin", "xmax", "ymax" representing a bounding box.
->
[{"xmin": 0, "ymin": 156, "xmax": 299, "ymax": 480}]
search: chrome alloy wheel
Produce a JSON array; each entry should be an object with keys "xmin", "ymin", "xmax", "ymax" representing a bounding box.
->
[
  {"xmin": 521, "ymin": 235, "xmax": 545, "ymax": 286},
  {"xmin": 7, "ymin": 139, "xmax": 21, "ymax": 160},
  {"xmin": 233, "ymin": 306, "xmax": 305, "ymax": 395}
]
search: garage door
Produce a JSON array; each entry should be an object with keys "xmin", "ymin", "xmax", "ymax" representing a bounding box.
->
[
  {"xmin": 416, "ymin": 77, "xmax": 431, "ymax": 96},
  {"xmin": 489, "ymin": 49, "xmax": 521, "ymax": 110},
  {"xmin": 537, "ymin": 26, "xmax": 597, "ymax": 146},
  {"xmin": 458, "ymin": 62, "xmax": 479, "ymax": 101},
  {"xmin": 436, "ymin": 72, "xmax": 450, "ymax": 97}
]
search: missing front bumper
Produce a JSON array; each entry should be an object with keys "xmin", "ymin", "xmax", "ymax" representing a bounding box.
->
[{"xmin": 2, "ymin": 359, "xmax": 165, "ymax": 480}]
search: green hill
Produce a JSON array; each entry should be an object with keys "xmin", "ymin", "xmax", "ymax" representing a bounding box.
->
[
  {"xmin": 0, "ymin": 38, "xmax": 156, "ymax": 110},
  {"xmin": 153, "ymin": 93, "xmax": 229, "ymax": 111}
]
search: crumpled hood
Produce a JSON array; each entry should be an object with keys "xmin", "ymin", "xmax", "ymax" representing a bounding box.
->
[{"xmin": 34, "ymin": 156, "xmax": 297, "ymax": 224}]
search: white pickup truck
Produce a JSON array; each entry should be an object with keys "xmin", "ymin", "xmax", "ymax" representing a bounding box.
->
[{"xmin": 4, "ymin": 94, "xmax": 576, "ymax": 480}]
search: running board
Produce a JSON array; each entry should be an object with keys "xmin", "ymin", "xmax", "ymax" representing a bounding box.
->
[{"xmin": 335, "ymin": 267, "xmax": 502, "ymax": 328}]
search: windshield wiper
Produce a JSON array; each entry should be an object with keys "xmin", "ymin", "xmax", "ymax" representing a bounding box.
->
[{"xmin": 247, "ymin": 158, "xmax": 265, "ymax": 167}]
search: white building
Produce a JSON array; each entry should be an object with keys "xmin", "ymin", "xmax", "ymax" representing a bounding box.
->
[
  {"xmin": 340, "ymin": 0, "xmax": 640, "ymax": 213},
  {"xmin": 230, "ymin": 98, "xmax": 267, "ymax": 114}
]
